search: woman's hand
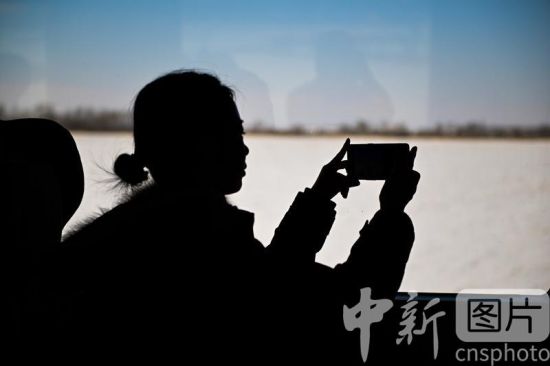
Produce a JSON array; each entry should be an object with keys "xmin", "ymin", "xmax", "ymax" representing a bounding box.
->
[
  {"xmin": 311, "ymin": 138, "xmax": 360, "ymax": 200},
  {"xmin": 379, "ymin": 146, "xmax": 420, "ymax": 212}
]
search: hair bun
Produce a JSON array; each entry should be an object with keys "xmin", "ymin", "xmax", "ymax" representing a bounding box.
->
[{"xmin": 113, "ymin": 153, "xmax": 149, "ymax": 186}]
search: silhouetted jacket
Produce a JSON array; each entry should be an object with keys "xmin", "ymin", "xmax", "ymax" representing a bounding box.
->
[
  {"xmin": 270, "ymin": 187, "xmax": 415, "ymax": 300},
  {"xmin": 49, "ymin": 184, "xmax": 414, "ymax": 363},
  {"xmin": 266, "ymin": 188, "xmax": 415, "ymax": 363}
]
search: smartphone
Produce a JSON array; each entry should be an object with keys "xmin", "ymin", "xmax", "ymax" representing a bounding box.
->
[{"xmin": 347, "ymin": 143, "xmax": 410, "ymax": 180}]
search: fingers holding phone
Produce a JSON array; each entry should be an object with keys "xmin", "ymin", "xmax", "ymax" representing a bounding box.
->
[
  {"xmin": 379, "ymin": 145, "xmax": 420, "ymax": 212},
  {"xmin": 344, "ymin": 142, "xmax": 420, "ymax": 211},
  {"xmin": 311, "ymin": 138, "xmax": 361, "ymax": 200},
  {"xmin": 311, "ymin": 139, "xmax": 419, "ymax": 207}
]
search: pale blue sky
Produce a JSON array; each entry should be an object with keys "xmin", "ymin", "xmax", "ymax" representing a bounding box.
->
[{"xmin": 1, "ymin": 0, "xmax": 549, "ymax": 128}]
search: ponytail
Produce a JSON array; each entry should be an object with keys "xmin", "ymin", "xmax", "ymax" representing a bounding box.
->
[{"xmin": 113, "ymin": 153, "xmax": 149, "ymax": 186}]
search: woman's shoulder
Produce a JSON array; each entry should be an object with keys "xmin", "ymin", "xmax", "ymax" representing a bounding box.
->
[{"xmin": 62, "ymin": 185, "xmax": 158, "ymax": 246}]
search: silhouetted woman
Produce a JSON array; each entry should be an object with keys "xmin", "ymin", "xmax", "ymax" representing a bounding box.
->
[{"xmin": 59, "ymin": 70, "xmax": 420, "ymax": 363}]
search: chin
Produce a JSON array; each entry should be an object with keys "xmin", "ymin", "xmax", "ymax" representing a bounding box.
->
[{"xmin": 223, "ymin": 178, "xmax": 243, "ymax": 195}]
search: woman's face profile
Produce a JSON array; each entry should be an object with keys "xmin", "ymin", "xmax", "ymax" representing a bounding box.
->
[
  {"xmin": 143, "ymin": 90, "xmax": 248, "ymax": 195},
  {"xmin": 215, "ymin": 98, "xmax": 249, "ymax": 195}
]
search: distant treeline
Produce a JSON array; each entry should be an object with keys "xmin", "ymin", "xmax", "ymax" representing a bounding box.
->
[
  {"xmin": 2, "ymin": 104, "xmax": 550, "ymax": 138},
  {"xmin": 244, "ymin": 119, "xmax": 550, "ymax": 138},
  {"xmin": 0, "ymin": 104, "xmax": 131, "ymax": 131}
]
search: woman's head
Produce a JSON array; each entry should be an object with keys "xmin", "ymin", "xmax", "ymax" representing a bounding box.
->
[{"xmin": 115, "ymin": 70, "xmax": 249, "ymax": 194}]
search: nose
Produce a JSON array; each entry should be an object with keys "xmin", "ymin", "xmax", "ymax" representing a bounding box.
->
[{"xmin": 244, "ymin": 143, "xmax": 249, "ymax": 156}]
